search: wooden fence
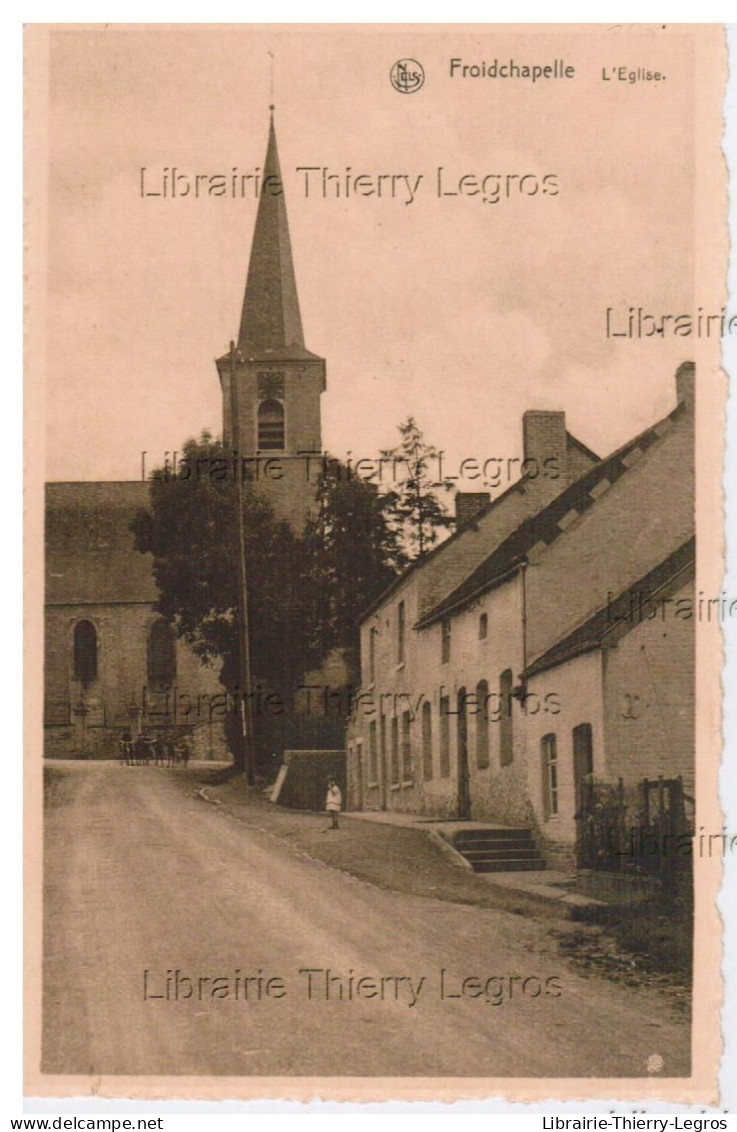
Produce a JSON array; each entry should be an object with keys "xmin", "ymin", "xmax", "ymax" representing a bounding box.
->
[{"xmin": 575, "ymin": 775, "xmax": 694, "ymax": 884}]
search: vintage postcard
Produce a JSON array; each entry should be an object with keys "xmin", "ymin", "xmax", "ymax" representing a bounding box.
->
[{"xmin": 24, "ymin": 23, "xmax": 728, "ymax": 1104}]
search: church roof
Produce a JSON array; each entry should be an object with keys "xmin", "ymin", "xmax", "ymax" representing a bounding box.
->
[
  {"xmin": 45, "ymin": 482, "xmax": 158, "ymax": 606},
  {"xmin": 237, "ymin": 112, "xmax": 314, "ymax": 360}
]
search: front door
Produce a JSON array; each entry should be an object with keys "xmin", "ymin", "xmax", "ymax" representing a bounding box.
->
[
  {"xmin": 573, "ymin": 723, "xmax": 595, "ymax": 866},
  {"xmin": 457, "ymin": 687, "xmax": 471, "ymax": 819},
  {"xmin": 572, "ymin": 722, "xmax": 594, "ymax": 810}
]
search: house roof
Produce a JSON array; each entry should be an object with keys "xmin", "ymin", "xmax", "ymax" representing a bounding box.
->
[
  {"xmin": 566, "ymin": 430, "xmax": 600, "ymax": 464},
  {"xmin": 522, "ymin": 537, "xmax": 695, "ymax": 678},
  {"xmin": 358, "ymin": 429, "xmax": 600, "ymax": 625},
  {"xmin": 414, "ymin": 400, "xmax": 688, "ymax": 630},
  {"xmin": 358, "ymin": 473, "xmax": 528, "ymax": 623}
]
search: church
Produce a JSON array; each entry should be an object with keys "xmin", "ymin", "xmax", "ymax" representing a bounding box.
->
[{"xmin": 44, "ymin": 111, "xmax": 328, "ymax": 760}]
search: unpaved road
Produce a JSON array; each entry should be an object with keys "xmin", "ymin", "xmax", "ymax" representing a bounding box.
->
[{"xmin": 42, "ymin": 761, "xmax": 689, "ymax": 1079}]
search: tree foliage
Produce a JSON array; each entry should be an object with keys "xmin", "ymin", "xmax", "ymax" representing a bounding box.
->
[
  {"xmin": 302, "ymin": 466, "xmax": 408, "ymax": 671},
  {"xmin": 131, "ymin": 434, "xmax": 311, "ymax": 767},
  {"xmin": 380, "ymin": 416, "xmax": 455, "ymax": 561},
  {"xmin": 131, "ymin": 433, "xmax": 407, "ymax": 770}
]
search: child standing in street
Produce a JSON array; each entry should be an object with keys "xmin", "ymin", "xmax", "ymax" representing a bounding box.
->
[{"xmin": 325, "ymin": 778, "xmax": 342, "ymax": 830}]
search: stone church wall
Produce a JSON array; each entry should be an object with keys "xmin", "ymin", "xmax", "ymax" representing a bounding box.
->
[{"xmin": 44, "ymin": 602, "xmax": 229, "ymax": 760}]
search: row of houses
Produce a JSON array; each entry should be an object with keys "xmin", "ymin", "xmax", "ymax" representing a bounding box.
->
[{"xmin": 346, "ymin": 363, "xmax": 695, "ymax": 866}]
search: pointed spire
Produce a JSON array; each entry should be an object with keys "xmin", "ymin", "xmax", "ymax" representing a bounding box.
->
[{"xmin": 237, "ymin": 110, "xmax": 305, "ymax": 355}]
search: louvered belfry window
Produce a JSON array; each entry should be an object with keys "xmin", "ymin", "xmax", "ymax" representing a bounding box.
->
[{"xmin": 257, "ymin": 399, "xmax": 285, "ymax": 450}]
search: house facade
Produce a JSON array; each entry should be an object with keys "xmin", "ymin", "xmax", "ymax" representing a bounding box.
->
[{"xmin": 346, "ymin": 363, "xmax": 695, "ymax": 864}]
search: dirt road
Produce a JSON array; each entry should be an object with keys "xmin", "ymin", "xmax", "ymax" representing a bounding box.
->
[{"xmin": 42, "ymin": 762, "xmax": 689, "ymax": 1079}]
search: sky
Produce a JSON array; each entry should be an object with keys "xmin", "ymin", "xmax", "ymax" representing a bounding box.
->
[{"xmin": 40, "ymin": 25, "xmax": 708, "ymax": 488}]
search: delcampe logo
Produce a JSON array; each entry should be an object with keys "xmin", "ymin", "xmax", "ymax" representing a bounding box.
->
[{"xmin": 390, "ymin": 59, "xmax": 425, "ymax": 94}]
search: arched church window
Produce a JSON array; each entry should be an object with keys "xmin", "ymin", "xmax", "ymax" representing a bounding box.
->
[
  {"xmin": 147, "ymin": 619, "xmax": 177, "ymax": 690},
  {"xmin": 257, "ymin": 399, "xmax": 285, "ymax": 450},
  {"xmin": 73, "ymin": 620, "xmax": 98, "ymax": 685}
]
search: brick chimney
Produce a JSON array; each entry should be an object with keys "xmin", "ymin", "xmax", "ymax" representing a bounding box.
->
[
  {"xmin": 522, "ymin": 410, "xmax": 568, "ymax": 503},
  {"xmin": 455, "ymin": 492, "xmax": 491, "ymax": 527},
  {"xmin": 676, "ymin": 361, "xmax": 695, "ymax": 410}
]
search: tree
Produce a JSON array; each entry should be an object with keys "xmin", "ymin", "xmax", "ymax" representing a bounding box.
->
[
  {"xmin": 131, "ymin": 435, "xmax": 406, "ymax": 770},
  {"xmin": 131, "ymin": 432, "xmax": 312, "ymax": 772},
  {"xmin": 302, "ymin": 462, "xmax": 408, "ymax": 676},
  {"xmin": 380, "ymin": 416, "xmax": 455, "ymax": 560}
]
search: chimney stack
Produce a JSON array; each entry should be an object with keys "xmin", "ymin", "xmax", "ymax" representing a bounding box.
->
[
  {"xmin": 522, "ymin": 410, "xmax": 568, "ymax": 503},
  {"xmin": 676, "ymin": 361, "xmax": 695, "ymax": 410}
]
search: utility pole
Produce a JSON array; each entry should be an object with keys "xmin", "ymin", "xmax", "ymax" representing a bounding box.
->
[{"xmin": 228, "ymin": 342, "xmax": 257, "ymax": 784}]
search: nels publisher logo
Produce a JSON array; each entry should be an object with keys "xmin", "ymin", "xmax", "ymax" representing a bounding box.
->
[{"xmin": 390, "ymin": 59, "xmax": 425, "ymax": 94}]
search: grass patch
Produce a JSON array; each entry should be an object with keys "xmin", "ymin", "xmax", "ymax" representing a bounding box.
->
[
  {"xmin": 553, "ymin": 883, "xmax": 692, "ymax": 1012},
  {"xmin": 612, "ymin": 885, "xmax": 693, "ymax": 975}
]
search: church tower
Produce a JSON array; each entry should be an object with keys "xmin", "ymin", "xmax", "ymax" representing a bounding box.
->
[{"xmin": 216, "ymin": 109, "xmax": 326, "ymax": 534}]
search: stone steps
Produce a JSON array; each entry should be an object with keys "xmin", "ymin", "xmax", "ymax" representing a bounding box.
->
[
  {"xmin": 451, "ymin": 827, "xmax": 547, "ymax": 873},
  {"xmin": 471, "ymin": 858, "xmax": 547, "ymax": 873}
]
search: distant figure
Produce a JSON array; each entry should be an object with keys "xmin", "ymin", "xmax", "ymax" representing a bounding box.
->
[
  {"xmin": 152, "ymin": 735, "xmax": 164, "ymax": 767},
  {"xmin": 176, "ymin": 735, "xmax": 190, "ymax": 768},
  {"xmin": 325, "ymin": 778, "xmax": 342, "ymax": 830},
  {"xmin": 120, "ymin": 729, "xmax": 132, "ymax": 765},
  {"xmin": 137, "ymin": 733, "xmax": 154, "ymax": 766}
]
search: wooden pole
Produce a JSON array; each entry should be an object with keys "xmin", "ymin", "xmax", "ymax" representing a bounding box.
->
[{"xmin": 228, "ymin": 342, "xmax": 256, "ymax": 784}]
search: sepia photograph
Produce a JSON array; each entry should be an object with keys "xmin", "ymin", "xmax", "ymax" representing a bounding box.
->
[{"xmin": 24, "ymin": 23, "xmax": 727, "ymax": 1102}]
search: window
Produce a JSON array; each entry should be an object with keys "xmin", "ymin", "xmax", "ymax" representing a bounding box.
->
[
  {"xmin": 476, "ymin": 679, "xmax": 490, "ymax": 768},
  {"xmin": 397, "ymin": 601, "xmax": 405, "ymax": 664},
  {"xmin": 257, "ymin": 399, "xmax": 285, "ymax": 450},
  {"xmin": 380, "ymin": 713, "xmax": 386, "ymax": 774},
  {"xmin": 369, "ymin": 720, "xmax": 378, "ymax": 783},
  {"xmin": 499, "ymin": 668, "xmax": 514, "ymax": 766},
  {"xmin": 441, "ymin": 618, "xmax": 451, "ymax": 663},
  {"xmin": 355, "ymin": 739, "xmax": 364, "ymax": 802},
  {"xmin": 401, "ymin": 711, "xmax": 412, "ymax": 781},
  {"xmin": 147, "ymin": 619, "xmax": 176, "ymax": 690},
  {"xmin": 542, "ymin": 733, "xmax": 558, "ymax": 818},
  {"xmin": 422, "ymin": 701, "xmax": 433, "ymax": 780},
  {"xmin": 368, "ymin": 627, "xmax": 378, "ymax": 684},
  {"xmin": 390, "ymin": 716, "xmax": 400, "ymax": 785},
  {"xmin": 478, "ymin": 612, "xmax": 488, "ymax": 640},
  {"xmin": 439, "ymin": 695, "xmax": 451, "ymax": 777},
  {"xmin": 73, "ymin": 620, "xmax": 98, "ymax": 685}
]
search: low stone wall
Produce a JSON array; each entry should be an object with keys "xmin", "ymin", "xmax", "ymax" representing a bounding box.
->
[
  {"xmin": 43, "ymin": 721, "xmax": 229, "ymax": 761},
  {"xmin": 537, "ymin": 834, "xmax": 576, "ymax": 873},
  {"xmin": 278, "ymin": 750, "xmax": 346, "ymax": 811},
  {"xmin": 576, "ymin": 869, "xmax": 663, "ymax": 903}
]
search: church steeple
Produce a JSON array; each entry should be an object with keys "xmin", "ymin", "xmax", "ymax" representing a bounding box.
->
[
  {"xmin": 216, "ymin": 107, "xmax": 326, "ymax": 535},
  {"xmin": 238, "ymin": 109, "xmax": 305, "ymax": 356}
]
